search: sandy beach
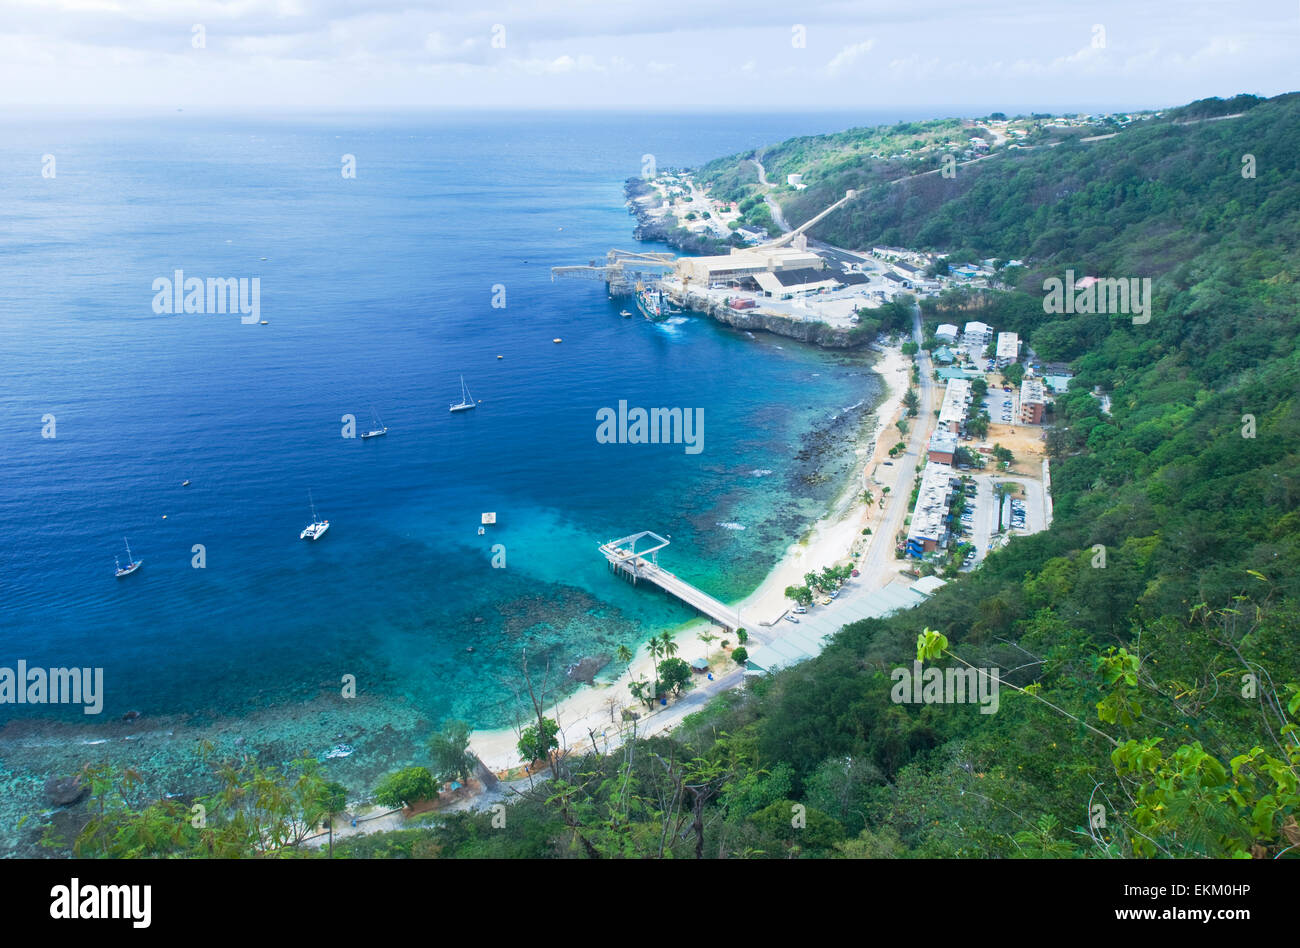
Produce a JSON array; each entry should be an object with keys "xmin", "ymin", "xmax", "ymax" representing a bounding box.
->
[{"xmin": 467, "ymin": 341, "xmax": 915, "ymax": 773}]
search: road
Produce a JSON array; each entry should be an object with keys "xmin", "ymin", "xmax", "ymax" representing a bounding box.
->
[
  {"xmin": 748, "ymin": 157, "xmax": 793, "ymax": 234},
  {"xmin": 857, "ymin": 302, "xmax": 935, "ymax": 580}
]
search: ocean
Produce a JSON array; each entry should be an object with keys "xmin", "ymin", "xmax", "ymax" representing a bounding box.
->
[{"xmin": 0, "ymin": 109, "xmax": 934, "ymax": 850}]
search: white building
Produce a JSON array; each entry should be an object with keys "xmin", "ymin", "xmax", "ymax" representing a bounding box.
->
[
  {"xmin": 786, "ymin": 173, "xmax": 806, "ymax": 190},
  {"xmin": 938, "ymin": 378, "xmax": 973, "ymax": 433},
  {"xmin": 935, "ymin": 323, "xmax": 959, "ymax": 343},
  {"xmin": 906, "ymin": 463, "xmax": 957, "ymax": 556},
  {"xmin": 963, "ymin": 321, "xmax": 994, "ymax": 346},
  {"xmin": 676, "ymin": 245, "xmax": 823, "ymax": 287},
  {"xmin": 996, "ymin": 332, "xmax": 1020, "ymax": 363}
]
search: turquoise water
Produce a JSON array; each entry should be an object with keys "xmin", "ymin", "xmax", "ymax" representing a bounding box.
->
[{"xmin": 0, "ymin": 111, "xmax": 904, "ymax": 850}]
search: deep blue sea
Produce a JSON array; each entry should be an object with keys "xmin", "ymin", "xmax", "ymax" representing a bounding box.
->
[{"xmin": 0, "ymin": 109, "xmax": 943, "ymax": 843}]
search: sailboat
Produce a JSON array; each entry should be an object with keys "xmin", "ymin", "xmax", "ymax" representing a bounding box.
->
[
  {"xmin": 300, "ymin": 490, "xmax": 330, "ymax": 541},
  {"xmin": 359, "ymin": 407, "xmax": 388, "ymax": 440},
  {"xmin": 449, "ymin": 376, "xmax": 477, "ymax": 413},
  {"xmin": 114, "ymin": 537, "xmax": 142, "ymax": 578}
]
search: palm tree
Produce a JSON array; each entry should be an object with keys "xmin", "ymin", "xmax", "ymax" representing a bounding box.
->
[
  {"xmin": 697, "ymin": 630, "xmax": 718, "ymax": 661},
  {"xmin": 646, "ymin": 638, "xmax": 664, "ymax": 699},
  {"xmin": 659, "ymin": 632, "xmax": 679, "ymax": 660},
  {"xmin": 615, "ymin": 643, "xmax": 633, "ymax": 676},
  {"xmin": 320, "ymin": 781, "xmax": 348, "ymax": 859}
]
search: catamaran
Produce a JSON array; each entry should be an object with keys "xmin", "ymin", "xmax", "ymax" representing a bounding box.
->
[
  {"xmin": 449, "ymin": 376, "xmax": 477, "ymax": 413},
  {"xmin": 359, "ymin": 407, "xmax": 388, "ymax": 440},
  {"xmin": 300, "ymin": 490, "xmax": 330, "ymax": 541},
  {"xmin": 114, "ymin": 538, "xmax": 142, "ymax": 578}
]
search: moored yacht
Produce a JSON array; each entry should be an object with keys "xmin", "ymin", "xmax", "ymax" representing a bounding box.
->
[
  {"xmin": 114, "ymin": 537, "xmax": 142, "ymax": 577},
  {"xmin": 450, "ymin": 375, "xmax": 477, "ymax": 412},
  {"xmin": 300, "ymin": 490, "xmax": 330, "ymax": 541}
]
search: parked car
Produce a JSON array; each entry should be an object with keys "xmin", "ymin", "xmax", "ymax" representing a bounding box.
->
[
  {"xmin": 785, "ymin": 614, "xmax": 800, "ymax": 623},
  {"xmin": 793, "ymin": 605, "xmax": 807, "ymax": 614}
]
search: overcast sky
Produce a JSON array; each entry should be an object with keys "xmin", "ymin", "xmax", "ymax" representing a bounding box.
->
[{"xmin": 2, "ymin": 0, "xmax": 1296, "ymax": 112}]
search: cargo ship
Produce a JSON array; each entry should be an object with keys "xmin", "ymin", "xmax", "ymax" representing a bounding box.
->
[{"xmin": 636, "ymin": 285, "xmax": 674, "ymax": 322}]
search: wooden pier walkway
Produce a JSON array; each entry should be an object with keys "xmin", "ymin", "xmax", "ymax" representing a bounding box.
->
[{"xmin": 599, "ymin": 531, "xmax": 741, "ymax": 631}]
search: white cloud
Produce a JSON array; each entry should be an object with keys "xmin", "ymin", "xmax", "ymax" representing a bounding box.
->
[
  {"xmin": 824, "ymin": 39, "xmax": 875, "ymax": 76},
  {"xmin": 0, "ymin": 1, "xmax": 1293, "ymax": 110}
]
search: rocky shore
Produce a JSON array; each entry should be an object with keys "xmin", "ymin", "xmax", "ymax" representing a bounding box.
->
[{"xmin": 669, "ymin": 285, "xmax": 870, "ymax": 349}]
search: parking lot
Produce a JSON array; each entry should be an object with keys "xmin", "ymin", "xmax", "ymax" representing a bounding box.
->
[
  {"xmin": 950, "ymin": 475, "xmax": 995, "ymax": 569},
  {"xmin": 983, "ymin": 387, "xmax": 1017, "ymax": 424},
  {"xmin": 952, "ymin": 473, "xmax": 1048, "ymax": 570}
]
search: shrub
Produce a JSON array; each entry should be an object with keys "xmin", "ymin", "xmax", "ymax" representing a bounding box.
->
[{"xmin": 373, "ymin": 767, "xmax": 437, "ymax": 810}]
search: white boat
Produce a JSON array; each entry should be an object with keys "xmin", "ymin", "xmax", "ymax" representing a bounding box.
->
[
  {"xmin": 300, "ymin": 490, "xmax": 330, "ymax": 541},
  {"xmin": 114, "ymin": 537, "xmax": 142, "ymax": 578},
  {"xmin": 449, "ymin": 375, "xmax": 477, "ymax": 413},
  {"xmin": 359, "ymin": 407, "xmax": 388, "ymax": 440}
]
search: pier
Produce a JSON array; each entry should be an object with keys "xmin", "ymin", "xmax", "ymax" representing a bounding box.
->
[{"xmin": 599, "ymin": 531, "xmax": 741, "ymax": 631}]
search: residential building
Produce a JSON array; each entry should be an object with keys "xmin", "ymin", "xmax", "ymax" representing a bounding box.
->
[
  {"xmin": 938, "ymin": 377, "xmax": 973, "ymax": 433},
  {"xmin": 996, "ymin": 331, "xmax": 1020, "ymax": 364},
  {"xmin": 927, "ymin": 429, "xmax": 957, "ymax": 464},
  {"xmin": 963, "ymin": 321, "xmax": 994, "ymax": 346},
  {"xmin": 906, "ymin": 463, "xmax": 957, "ymax": 557},
  {"xmin": 1020, "ymin": 376, "xmax": 1046, "ymax": 424}
]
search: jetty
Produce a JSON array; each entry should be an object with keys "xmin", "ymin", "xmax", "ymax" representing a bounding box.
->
[{"xmin": 599, "ymin": 531, "xmax": 741, "ymax": 631}]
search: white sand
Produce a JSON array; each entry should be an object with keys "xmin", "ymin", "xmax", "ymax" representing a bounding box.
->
[{"xmin": 469, "ymin": 343, "xmax": 914, "ymax": 773}]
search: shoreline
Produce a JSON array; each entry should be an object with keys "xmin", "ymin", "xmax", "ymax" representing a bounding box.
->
[
  {"xmin": 467, "ymin": 340, "xmax": 913, "ymax": 773},
  {"xmin": 1, "ymin": 342, "xmax": 913, "ymax": 856}
]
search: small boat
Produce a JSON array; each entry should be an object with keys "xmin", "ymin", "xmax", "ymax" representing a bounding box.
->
[
  {"xmin": 114, "ymin": 538, "xmax": 142, "ymax": 578},
  {"xmin": 181, "ymin": 479, "xmax": 190, "ymax": 487},
  {"xmin": 450, "ymin": 376, "xmax": 477, "ymax": 412},
  {"xmin": 619, "ymin": 309, "xmax": 633, "ymax": 318},
  {"xmin": 552, "ymin": 337, "xmax": 562, "ymax": 343},
  {"xmin": 300, "ymin": 490, "xmax": 330, "ymax": 541},
  {"xmin": 259, "ymin": 320, "xmax": 268, "ymax": 325},
  {"xmin": 359, "ymin": 407, "xmax": 388, "ymax": 440}
]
